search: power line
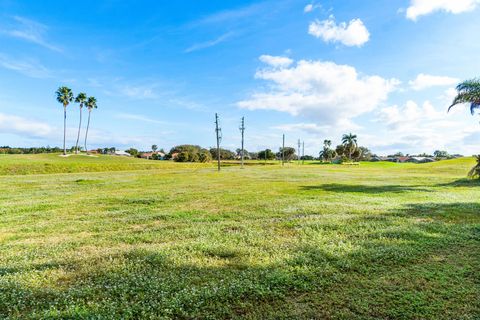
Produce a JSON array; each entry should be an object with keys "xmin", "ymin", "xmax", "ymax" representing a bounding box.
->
[{"xmin": 215, "ymin": 113, "xmax": 221, "ymax": 172}]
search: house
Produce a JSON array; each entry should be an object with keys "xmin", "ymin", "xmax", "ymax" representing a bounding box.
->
[
  {"xmin": 140, "ymin": 151, "xmax": 166, "ymax": 160},
  {"xmin": 407, "ymin": 157, "xmax": 435, "ymax": 163},
  {"xmin": 140, "ymin": 152, "xmax": 153, "ymax": 159},
  {"xmin": 114, "ymin": 150, "xmax": 131, "ymax": 156}
]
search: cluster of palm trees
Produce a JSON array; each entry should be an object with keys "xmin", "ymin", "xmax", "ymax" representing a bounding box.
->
[
  {"xmin": 55, "ymin": 86, "xmax": 97, "ymax": 155},
  {"xmin": 319, "ymin": 133, "xmax": 359, "ymax": 162}
]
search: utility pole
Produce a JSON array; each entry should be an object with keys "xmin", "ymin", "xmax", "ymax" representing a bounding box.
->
[
  {"xmin": 215, "ymin": 113, "xmax": 221, "ymax": 172},
  {"xmin": 297, "ymin": 139, "xmax": 301, "ymax": 164},
  {"xmin": 282, "ymin": 134, "xmax": 285, "ymax": 166},
  {"xmin": 239, "ymin": 117, "xmax": 245, "ymax": 168},
  {"xmin": 302, "ymin": 141, "xmax": 305, "ymax": 165}
]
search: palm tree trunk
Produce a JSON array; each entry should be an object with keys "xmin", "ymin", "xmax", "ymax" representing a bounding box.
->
[
  {"xmin": 84, "ymin": 110, "xmax": 91, "ymax": 154},
  {"xmin": 75, "ymin": 107, "xmax": 82, "ymax": 154},
  {"xmin": 63, "ymin": 106, "xmax": 67, "ymax": 155}
]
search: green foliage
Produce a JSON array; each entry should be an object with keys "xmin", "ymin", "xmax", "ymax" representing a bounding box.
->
[
  {"xmin": 434, "ymin": 150, "xmax": 449, "ymax": 158},
  {"xmin": 170, "ymin": 145, "xmax": 211, "ymax": 163},
  {"xmin": 277, "ymin": 147, "xmax": 296, "ymax": 161},
  {"xmin": 125, "ymin": 148, "xmax": 138, "ymax": 156},
  {"xmin": 210, "ymin": 148, "xmax": 236, "ymax": 160},
  {"xmin": 258, "ymin": 149, "xmax": 276, "ymax": 160},
  {"xmin": 56, "ymin": 86, "xmax": 73, "ymax": 107},
  {"xmin": 448, "ymin": 78, "xmax": 480, "ymax": 115},
  {"xmin": 198, "ymin": 151, "xmax": 212, "ymax": 163},
  {"xmin": 468, "ymin": 155, "xmax": 480, "ymax": 179},
  {"xmin": 151, "ymin": 144, "xmax": 158, "ymax": 152}
]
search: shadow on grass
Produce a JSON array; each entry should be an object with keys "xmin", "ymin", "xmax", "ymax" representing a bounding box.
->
[
  {"xmin": 1, "ymin": 202, "xmax": 478, "ymax": 319},
  {"xmin": 301, "ymin": 183, "xmax": 431, "ymax": 194},
  {"xmin": 436, "ymin": 178, "xmax": 480, "ymax": 187}
]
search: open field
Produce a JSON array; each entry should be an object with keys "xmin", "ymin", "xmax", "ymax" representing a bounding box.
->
[{"xmin": 0, "ymin": 155, "xmax": 479, "ymax": 319}]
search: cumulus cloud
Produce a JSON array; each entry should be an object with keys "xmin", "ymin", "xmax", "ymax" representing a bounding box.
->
[
  {"xmin": 373, "ymin": 99, "xmax": 478, "ymax": 154},
  {"xmin": 308, "ymin": 16, "xmax": 370, "ymax": 47},
  {"xmin": 406, "ymin": 0, "xmax": 479, "ymax": 21},
  {"xmin": 409, "ymin": 73, "xmax": 459, "ymax": 90},
  {"xmin": 238, "ymin": 57, "xmax": 399, "ymax": 125},
  {"xmin": 0, "ymin": 113, "xmax": 54, "ymax": 138},
  {"xmin": 259, "ymin": 55, "xmax": 293, "ymax": 68}
]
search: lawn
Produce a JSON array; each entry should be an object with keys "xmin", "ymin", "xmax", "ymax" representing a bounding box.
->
[{"xmin": 0, "ymin": 154, "xmax": 479, "ymax": 319}]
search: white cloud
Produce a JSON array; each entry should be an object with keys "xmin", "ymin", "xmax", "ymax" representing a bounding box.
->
[
  {"xmin": 409, "ymin": 73, "xmax": 459, "ymax": 90},
  {"xmin": 259, "ymin": 55, "xmax": 293, "ymax": 68},
  {"xmin": 0, "ymin": 54, "xmax": 51, "ymax": 78},
  {"xmin": 115, "ymin": 113, "xmax": 168, "ymax": 124},
  {"xmin": 373, "ymin": 99, "xmax": 478, "ymax": 154},
  {"xmin": 1, "ymin": 16, "xmax": 61, "ymax": 52},
  {"xmin": 308, "ymin": 16, "xmax": 370, "ymax": 47},
  {"xmin": 304, "ymin": 4, "xmax": 314, "ymax": 13},
  {"xmin": 406, "ymin": 0, "xmax": 479, "ymax": 21},
  {"xmin": 0, "ymin": 113, "xmax": 54, "ymax": 138},
  {"xmin": 184, "ymin": 32, "xmax": 234, "ymax": 53},
  {"xmin": 238, "ymin": 57, "xmax": 399, "ymax": 125}
]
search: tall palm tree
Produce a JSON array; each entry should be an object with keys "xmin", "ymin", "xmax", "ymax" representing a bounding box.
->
[
  {"xmin": 448, "ymin": 79, "xmax": 480, "ymax": 115},
  {"xmin": 56, "ymin": 86, "xmax": 74, "ymax": 155},
  {"xmin": 341, "ymin": 133, "xmax": 357, "ymax": 160},
  {"xmin": 84, "ymin": 96, "xmax": 97, "ymax": 154},
  {"xmin": 74, "ymin": 93, "xmax": 87, "ymax": 154},
  {"xmin": 323, "ymin": 139, "xmax": 332, "ymax": 148}
]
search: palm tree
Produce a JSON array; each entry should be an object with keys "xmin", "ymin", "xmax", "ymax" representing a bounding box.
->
[
  {"xmin": 341, "ymin": 133, "xmax": 357, "ymax": 160},
  {"xmin": 84, "ymin": 96, "xmax": 97, "ymax": 154},
  {"xmin": 448, "ymin": 79, "xmax": 480, "ymax": 115},
  {"xmin": 152, "ymin": 144, "xmax": 158, "ymax": 152},
  {"xmin": 468, "ymin": 155, "xmax": 480, "ymax": 179},
  {"xmin": 56, "ymin": 86, "xmax": 74, "ymax": 155},
  {"xmin": 323, "ymin": 139, "xmax": 332, "ymax": 148},
  {"xmin": 74, "ymin": 93, "xmax": 87, "ymax": 154}
]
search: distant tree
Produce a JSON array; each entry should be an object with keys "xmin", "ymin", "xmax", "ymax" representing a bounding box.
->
[
  {"xmin": 73, "ymin": 93, "xmax": 87, "ymax": 154},
  {"xmin": 151, "ymin": 144, "xmax": 158, "ymax": 152},
  {"xmin": 390, "ymin": 152, "xmax": 404, "ymax": 157},
  {"xmin": 176, "ymin": 151, "xmax": 190, "ymax": 162},
  {"xmin": 198, "ymin": 151, "xmax": 212, "ymax": 163},
  {"xmin": 84, "ymin": 97, "xmax": 97, "ymax": 154},
  {"xmin": 301, "ymin": 155, "xmax": 314, "ymax": 160},
  {"xmin": 358, "ymin": 146, "xmax": 372, "ymax": 161},
  {"xmin": 210, "ymin": 148, "xmax": 236, "ymax": 160},
  {"xmin": 169, "ymin": 145, "xmax": 210, "ymax": 162},
  {"xmin": 56, "ymin": 86, "xmax": 74, "ymax": 155},
  {"xmin": 433, "ymin": 150, "xmax": 449, "ymax": 158},
  {"xmin": 448, "ymin": 79, "xmax": 480, "ymax": 117},
  {"xmin": 277, "ymin": 147, "xmax": 296, "ymax": 161},
  {"xmin": 258, "ymin": 149, "xmax": 275, "ymax": 160},
  {"xmin": 320, "ymin": 139, "xmax": 336, "ymax": 162},
  {"xmin": 248, "ymin": 152, "xmax": 258, "ymax": 160},
  {"xmin": 468, "ymin": 155, "xmax": 480, "ymax": 179},
  {"xmin": 341, "ymin": 133, "xmax": 358, "ymax": 160},
  {"xmin": 125, "ymin": 148, "xmax": 138, "ymax": 156}
]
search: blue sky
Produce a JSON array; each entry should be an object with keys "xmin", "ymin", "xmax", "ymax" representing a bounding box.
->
[{"xmin": 0, "ymin": 0, "xmax": 479, "ymax": 155}]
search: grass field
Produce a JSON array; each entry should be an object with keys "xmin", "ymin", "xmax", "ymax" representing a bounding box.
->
[{"xmin": 0, "ymin": 154, "xmax": 479, "ymax": 319}]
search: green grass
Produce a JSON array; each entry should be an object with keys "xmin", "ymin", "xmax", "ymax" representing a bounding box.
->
[{"xmin": 0, "ymin": 155, "xmax": 479, "ymax": 319}]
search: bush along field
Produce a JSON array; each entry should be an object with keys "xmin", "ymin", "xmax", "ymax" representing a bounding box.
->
[{"xmin": 0, "ymin": 155, "xmax": 479, "ymax": 319}]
